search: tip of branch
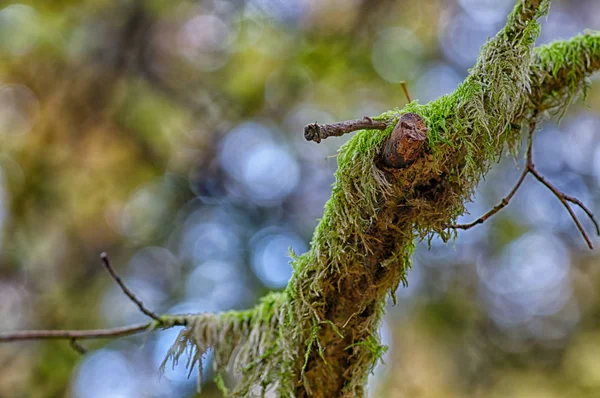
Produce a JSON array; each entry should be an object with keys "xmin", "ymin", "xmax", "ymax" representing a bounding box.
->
[
  {"xmin": 304, "ymin": 123, "xmax": 321, "ymax": 143},
  {"xmin": 382, "ymin": 113, "xmax": 428, "ymax": 169},
  {"xmin": 100, "ymin": 252, "xmax": 108, "ymax": 260}
]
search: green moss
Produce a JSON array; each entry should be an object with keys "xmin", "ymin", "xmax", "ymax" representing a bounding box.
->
[
  {"xmin": 160, "ymin": 292, "xmax": 295, "ymax": 396},
  {"xmin": 344, "ymin": 334, "xmax": 388, "ymax": 372},
  {"xmin": 531, "ymin": 32, "xmax": 600, "ymax": 119}
]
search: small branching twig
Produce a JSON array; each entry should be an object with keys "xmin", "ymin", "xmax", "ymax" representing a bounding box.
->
[
  {"xmin": 450, "ymin": 129, "xmax": 534, "ymax": 230},
  {"xmin": 528, "ymin": 168, "xmax": 600, "ymax": 249},
  {"xmin": 400, "ymin": 81, "xmax": 412, "ymax": 103},
  {"xmin": 69, "ymin": 338, "xmax": 87, "ymax": 354},
  {"xmin": 100, "ymin": 252, "xmax": 163, "ymax": 323},
  {"xmin": 450, "ymin": 122, "xmax": 600, "ymax": 249},
  {"xmin": 0, "ymin": 253, "xmax": 186, "ymax": 348}
]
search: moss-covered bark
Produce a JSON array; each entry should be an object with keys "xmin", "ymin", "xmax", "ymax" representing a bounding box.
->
[{"xmin": 162, "ymin": 1, "xmax": 600, "ymax": 396}]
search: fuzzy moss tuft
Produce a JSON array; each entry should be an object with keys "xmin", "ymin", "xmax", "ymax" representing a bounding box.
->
[{"xmin": 160, "ymin": 292, "xmax": 296, "ymax": 396}]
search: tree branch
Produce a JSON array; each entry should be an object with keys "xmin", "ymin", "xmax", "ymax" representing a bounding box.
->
[
  {"xmin": 303, "ymin": 33, "xmax": 600, "ymax": 148},
  {"xmin": 108, "ymin": 2, "xmax": 600, "ymax": 395},
  {"xmin": 449, "ymin": 131, "xmax": 533, "ymax": 230},
  {"xmin": 449, "ymin": 121, "xmax": 600, "ymax": 249},
  {"xmin": 0, "ymin": 322, "xmax": 153, "ymax": 342},
  {"xmin": 304, "ymin": 116, "xmax": 389, "ymax": 143},
  {"xmin": 290, "ymin": 2, "xmax": 596, "ymax": 396},
  {"xmin": 400, "ymin": 81, "xmax": 412, "ymax": 103},
  {"xmin": 528, "ymin": 167, "xmax": 600, "ymax": 249},
  {"xmin": 69, "ymin": 338, "xmax": 87, "ymax": 354},
  {"xmin": 0, "ymin": 254, "xmax": 189, "ymax": 347},
  {"xmin": 155, "ymin": 4, "xmax": 600, "ymax": 395},
  {"xmin": 100, "ymin": 252, "xmax": 163, "ymax": 323},
  {"xmin": 4, "ymin": 2, "xmax": 600, "ymax": 397},
  {"xmin": 531, "ymin": 32, "xmax": 600, "ymax": 113},
  {"xmin": 0, "ymin": 314, "xmax": 194, "ymax": 344}
]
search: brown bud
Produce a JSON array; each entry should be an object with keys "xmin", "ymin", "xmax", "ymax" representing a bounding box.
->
[{"xmin": 382, "ymin": 113, "xmax": 427, "ymax": 169}]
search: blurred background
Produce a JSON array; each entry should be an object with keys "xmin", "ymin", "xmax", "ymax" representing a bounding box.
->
[{"xmin": 0, "ymin": 0, "xmax": 599, "ymax": 397}]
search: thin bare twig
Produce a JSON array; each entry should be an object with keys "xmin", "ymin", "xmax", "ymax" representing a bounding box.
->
[
  {"xmin": 69, "ymin": 338, "xmax": 87, "ymax": 354},
  {"xmin": 303, "ymin": 82, "xmax": 412, "ymax": 144},
  {"xmin": 450, "ymin": 122, "xmax": 600, "ymax": 249},
  {"xmin": 0, "ymin": 322, "xmax": 152, "ymax": 342},
  {"xmin": 0, "ymin": 254, "xmax": 190, "ymax": 345},
  {"xmin": 528, "ymin": 168, "xmax": 599, "ymax": 249},
  {"xmin": 450, "ymin": 133, "xmax": 533, "ymax": 230},
  {"xmin": 304, "ymin": 116, "xmax": 390, "ymax": 143},
  {"xmin": 400, "ymin": 81, "xmax": 412, "ymax": 103},
  {"xmin": 100, "ymin": 252, "xmax": 163, "ymax": 323},
  {"xmin": 451, "ymin": 166, "xmax": 529, "ymax": 230}
]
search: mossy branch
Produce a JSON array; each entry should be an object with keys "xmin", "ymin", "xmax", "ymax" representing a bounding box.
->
[
  {"xmin": 532, "ymin": 32, "xmax": 600, "ymax": 114},
  {"xmin": 112, "ymin": 1, "xmax": 600, "ymax": 396},
  {"xmin": 3, "ymin": 2, "xmax": 600, "ymax": 397}
]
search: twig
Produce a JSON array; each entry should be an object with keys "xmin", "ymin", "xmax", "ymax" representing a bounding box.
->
[
  {"xmin": 450, "ymin": 133, "xmax": 533, "ymax": 230},
  {"xmin": 69, "ymin": 338, "xmax": 87, "ymax": 354},
  {"xmin": 304, "ymin": 116, "xmax": 390, "ymax": 143},
  {"xmin": 0, "ymin": 322, "xmax": 152, "ymax": 342},
  {"xmin": 0, "ymin": 255, "xmax": 192, "ymax": 345},
  {"xmin": 450, "ymin": 122, "xmax": 600, "ymax": 249},
  {"xmin": 528, "ymin": 168, "xmax": 599, "ymax": 249},
  {"xmin": 400, "ymin": 81, "xmax": 412, "ymax": 103},
  {"xmin": 100, "ymin": 252, "xmax": 163, "ymax": 323}
]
